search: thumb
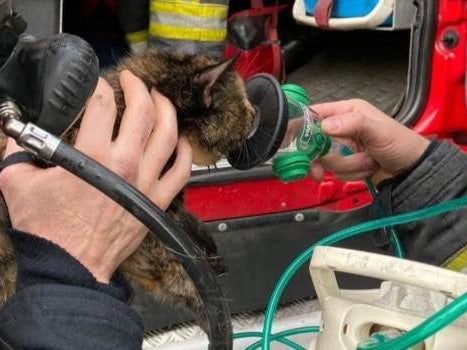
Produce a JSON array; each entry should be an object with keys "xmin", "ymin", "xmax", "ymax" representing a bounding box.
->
[
  {"xmin": 321, "ymin": 112, "xmax": 382, "ymax": 143},
  {"xmin": 0, "ymin": 138, "xmax": 39, "ymax": 187},
  {"xmin": 4, "ymin": 137, "xmax": 26, "ymax": 157}
]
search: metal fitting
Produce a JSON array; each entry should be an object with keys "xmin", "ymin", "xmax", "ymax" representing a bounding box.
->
[
  {"xmin": 0, "ymin": 100, "xmax": 61, "ymax": 160},
  {"xmin": 0, "ymin": 100, "xmax": 22, "ymax": 129},
  {"xmin": 15, "ymin": 123, "xmax": 61, "ymax": 160}
]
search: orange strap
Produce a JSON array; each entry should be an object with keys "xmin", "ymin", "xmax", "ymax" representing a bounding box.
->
[{"xmin": 314, "ymin": 0, "xmax": 333, "ymax": 28}]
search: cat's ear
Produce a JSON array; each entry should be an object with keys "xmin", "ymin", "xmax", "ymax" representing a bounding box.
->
[{"xmin": 194, "ymin": 54, "xmax": 239, "ymax": 108}]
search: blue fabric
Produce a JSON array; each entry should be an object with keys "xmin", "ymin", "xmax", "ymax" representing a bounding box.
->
[
  {"xmin": 0, "ymin": 284, "xmax": 143, "ymax": 349},
  {"xmin": 305, "ymin": 0, "xmax": 380, "ymax": 18}
]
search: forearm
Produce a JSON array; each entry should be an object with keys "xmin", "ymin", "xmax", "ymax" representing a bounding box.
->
[
  {"xmin": 378, "ymin": 141, "xmax": 467, "ymax": 268},
  {"xmin": 0, "ymin": 229, "xmax": 144, "ymax": 349}
]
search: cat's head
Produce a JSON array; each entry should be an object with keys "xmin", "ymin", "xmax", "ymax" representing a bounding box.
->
[{"xmin": 115, "ymin": 51, "xmax": 257, "ymax": 166}]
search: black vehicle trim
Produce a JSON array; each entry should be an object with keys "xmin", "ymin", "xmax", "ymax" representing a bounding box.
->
[{"xmin": 396, "ymin": 0, "xmax": 438, "ymax": 126}]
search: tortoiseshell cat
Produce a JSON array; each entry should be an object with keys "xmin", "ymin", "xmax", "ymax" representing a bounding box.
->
[{"xmin": 0, "ymin": 50, "xmax": 256, "ymax": 330}]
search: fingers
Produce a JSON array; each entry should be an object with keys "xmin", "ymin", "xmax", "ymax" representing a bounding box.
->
[
  {"xmin": 140, "ymin": 89, "xmax": 178, "ymax": 178},
  {"xmin": 319, "ymin": 151, "xmax": 378, "ymax": 180},
  {"xmin": 3, "ymin": 137, "xmax": 25, "ymax": 158},
  {"xmin": 75, "ymin": 78, "xmax": 117, "ymax": 152},
  {"xmin": 310, "ymin": 99, "xmax": 380, "ymax": 119},
  {"xmin": 320, "ymin": 111, "xmax": 383, "ymax": 145},
  {"xmin": 310, "ymin": 100, "xmax": 358, "ymax": 118},
  {"xmin": 310, "ymin": 162, "xmax": 325, "ymax": 182},
  {"xmin": 0, "ymin": 139, "xmax": 39, "ymax": 193},
  {"xmin": 150, "ymin": 137, "xmax": 192, "ymax": 210},
  {"xmin": 115, "ymin": 70, "xmax": 157, "ymax": 154}
]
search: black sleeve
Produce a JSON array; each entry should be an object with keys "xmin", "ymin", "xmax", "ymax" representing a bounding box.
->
[
  {"xmin": 0, "ymin": 229, "xmax": 144, "ymax": 350},
  {"xmin": 376, "ymin": 140, "xmax": 467, "ymax": 268}
]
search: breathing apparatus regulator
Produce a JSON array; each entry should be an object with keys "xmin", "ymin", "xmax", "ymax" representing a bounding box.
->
[
  {"xmin": 273, "ymin": 84, "xmax": 335, "ymax": 182},
  {"xmin": 227, "ymin": 75, "xmax": 336, "ymax": 180}
]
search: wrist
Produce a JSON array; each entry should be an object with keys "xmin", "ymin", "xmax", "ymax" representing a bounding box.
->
[
  {"xmin": 6, "ymin": 228, "xmax": 132, "ymax": 301},
  {"xmin": 73, "ymin": 248, "xmax": 117, "ymax": 284},
  {"xmin": 372, "ymin": 136, "xmax": 430, "ymax": 186},
  {"xmin": 376, "ymin": 139, "xmax": 440, "ymax": 189}
]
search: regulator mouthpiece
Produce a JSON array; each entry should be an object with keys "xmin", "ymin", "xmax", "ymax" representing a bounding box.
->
[
  {"xmin": 227, "ymin": 73, "xmax": 288, "ymax": 170},
  {"xmin": 272, "ymin": 84, "xmax": 333, "ymax": 182},
  {"xmin": 281, "ymin": 83, "xmax": 310, "ymax": 119},
  {"xmin": 0, "ymin": 33, "xmax": 99, "ymax": 136}
]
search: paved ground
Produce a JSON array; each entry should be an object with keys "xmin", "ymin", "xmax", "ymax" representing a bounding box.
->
[
  {"xmin": 287, "ymin": 30, "xmax": 410, "ymax": 114},
  {"xmin": 143, "ymin": 299, "xmax": 321, "ymax": 349}
]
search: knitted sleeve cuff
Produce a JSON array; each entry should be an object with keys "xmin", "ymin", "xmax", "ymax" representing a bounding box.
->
[{"xmin": 6, "ymin": 228, "xmax": 133, "ymax": 303}]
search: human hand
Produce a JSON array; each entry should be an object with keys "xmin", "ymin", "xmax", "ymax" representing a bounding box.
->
[
  {"xmin": 308, "ymin": 99, "xmax": 430, "ymax": 185},
  {"xmin": 0, "ymin": 70, "xmax": 192, "ymax": 283}
]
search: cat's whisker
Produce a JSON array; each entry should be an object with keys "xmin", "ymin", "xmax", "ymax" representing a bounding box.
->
[
  {"xmin": 203, "ymin": 297, "xmax": 235, "ymax": 303},
  {"xmin": 165, "ymin": 246, "xmax": 204, "ymax": 262}
]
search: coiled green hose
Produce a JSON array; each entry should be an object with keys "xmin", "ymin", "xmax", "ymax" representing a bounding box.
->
[
  {"xmin": 234, "ymin": 326, "xmax": 319, "ymax": 350},
  {"xmin": 260, "ymin": 196, "xmax": 467, "ymax": 350},
  {"xmin": 357, "ymin": 291, "xmax": 467, "ymax": 349}
]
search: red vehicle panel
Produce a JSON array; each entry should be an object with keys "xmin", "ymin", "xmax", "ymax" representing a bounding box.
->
[{"xmin": 185, "ymin": 0, "xmax": 467, "ymax": 222}]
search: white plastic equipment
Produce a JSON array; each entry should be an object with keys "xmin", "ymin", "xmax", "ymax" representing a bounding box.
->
[
  {"xmin": 308, "ymin": 246, "xmax": 467, "ymax": 350},
  {"xmin": 292, "ymin": 0, "xmax": 416, "ymax": 31}
]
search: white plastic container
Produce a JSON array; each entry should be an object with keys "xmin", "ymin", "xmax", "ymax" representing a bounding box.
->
[{"xmin": 308, "ymin": 246, "xmax": 467, "ymax": 350}]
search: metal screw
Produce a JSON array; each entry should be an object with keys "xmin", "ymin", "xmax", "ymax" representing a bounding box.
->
[
  {"xmin": 295, "ymin": 213, "xmax": 305, "ymax": 222},
  {"xmin": 218, "ymin": 223, "xmax": 228, "ymax": 232},
  {"xmin": 442, "ymin": 29, "xmax": 459, "ymax": 49}
]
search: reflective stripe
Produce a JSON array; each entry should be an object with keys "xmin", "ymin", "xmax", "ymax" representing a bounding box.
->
[
  {"xmin": 149, "ymin": 0, "xmax": 227, "ymax": 55},
  {"xmin": 151, "ymin": 12, "xmax": 226, "ymax": 30},
  {"xmin": 443, "ymin": 246, "xmax": 467, "ymax": 273},
  {"xmin": 148, "ymin": 36, "xmax": 225, "ymax": 58},
  {"xmin": 149, "ymin": 22, "xmax": 226, "ymax": 42},
  {"xmin": 200, "ymin": 0, "xmax": 229, "ymax": 4},
  {"xmin": 126, "ymin": 30, "xmax": 149, "ymax": 44},
  {"xmin": 150, "ymin": 0, "xmax": 228, "ymax": 19}
]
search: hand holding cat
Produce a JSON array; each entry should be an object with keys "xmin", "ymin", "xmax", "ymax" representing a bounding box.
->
[
  {"xmin": 307, "ymin": 99, "xmax": 430, "ymax": 185},
  {"xmin": 0, "ymin": 70, "xmax": 192, "ymax": 283}
]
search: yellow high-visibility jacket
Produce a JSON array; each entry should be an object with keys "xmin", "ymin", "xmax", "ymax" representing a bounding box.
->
[{"xmin": 118, "ymin": 0, "xmax": 228, "ymax": 58}]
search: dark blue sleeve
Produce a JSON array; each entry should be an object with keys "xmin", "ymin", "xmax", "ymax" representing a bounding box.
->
[{"xmin": 0, "ymin": 229, "xmax": 144, "ymax": 350}]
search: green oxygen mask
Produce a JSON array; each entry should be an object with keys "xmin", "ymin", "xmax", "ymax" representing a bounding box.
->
[{"xmin": 272, "ymin": 84, "xmax": 332, "ymax": 182}]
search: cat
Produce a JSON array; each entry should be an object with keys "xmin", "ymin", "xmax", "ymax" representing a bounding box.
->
[{"xmin": 0, "ymin": 50, "xmax": 257, "ymax": 331}]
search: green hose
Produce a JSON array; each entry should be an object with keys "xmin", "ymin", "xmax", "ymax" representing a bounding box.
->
[
  {"xmin": 340, "ymin": 145, "xmax": 404, "ymax": 258},
  {"xmin": 245, "ymin": 326, "xmax": 319, "ymax": 350},
  {"xmin": 234, "ymin": 326, "xmax": 319, "ymax": 350},
  {"xmin": 357, "ymin": 292, "xmax": 467, "ymax": 350},
  {"xmin": 365, "ymin": 178, "xmax": 404, "ymax": 258},
  {"xmin": 234, "ymin": 331, "xmax": 302, "ymax": 350},
  {"xmin": 261, "ymin": 196, "xmax": 467, "ymax": 350}
]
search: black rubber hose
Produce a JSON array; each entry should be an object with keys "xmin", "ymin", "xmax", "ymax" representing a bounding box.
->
[
  {"xmin": 0, "ymin": 328, "xmax": 17, "ymax": 350},
  {"xmin": 51, "ymin": 141, "xmax": 232, "ymax": 350}
]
